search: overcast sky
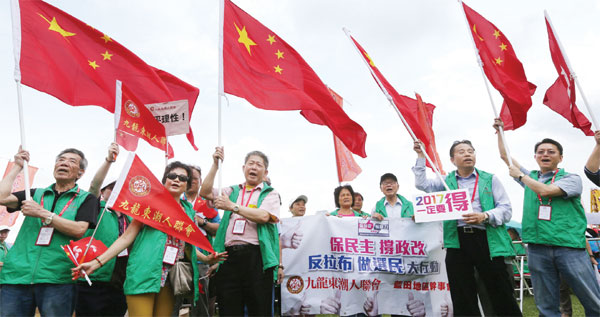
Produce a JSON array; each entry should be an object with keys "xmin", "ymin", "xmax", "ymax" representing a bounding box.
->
[{"xmin": 1, "ymin": 0, "xmax": 599, "ymax": 242}]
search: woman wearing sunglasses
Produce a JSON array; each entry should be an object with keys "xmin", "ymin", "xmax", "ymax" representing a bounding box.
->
[{"xmin": 73, "ymin": 162, "xmax": 226, "ymax": 316}]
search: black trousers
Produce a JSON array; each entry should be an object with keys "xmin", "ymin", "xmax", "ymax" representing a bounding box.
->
[
  {"xmin": 445, "ymin": 227, "xmax": 521, "ymax": 317},
  {"xmin": 216, "ymin": 244, "xmax": 274, "ymax": 316},
  {"xmin": 75, "ymin": 281, "xmax": 127, "ymax": 317}
]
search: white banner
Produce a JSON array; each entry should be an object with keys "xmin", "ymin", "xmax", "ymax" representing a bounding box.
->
[
  {"xmin": 413, "ymin": 189, "xmax": 473, "ymax": 223},
  {"xmin": 281, "ymin": 215, "xmax": 452, "ymax": 316},
  {"xmin": 145, "ymin": 100, "xmax": 189, "ymax": 136}
]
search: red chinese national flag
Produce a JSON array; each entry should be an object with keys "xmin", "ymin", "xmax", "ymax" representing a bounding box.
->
[
  {"xmin": 107, "ymin": 153, "xmax": 213, "ymax": 252},
  {"xmin": 542, "ymin": 15, "xmax": 593, "ymax": 136},
  {"xmin": 223, "ymin": 0, "xmax": 367, "ymax": 157},
  {"xmin": 115, "ymin": 81, "xmax": 174, "ymax": 157},
  {"xmin": 462, "ymin": 2, "xmax": 536, "ymax": 130},
  {"xmin": 347, "ymin": 35, "xmax": 444, "ymax": 173},
  {"xmin": 12, "ymin": 0, "xmax": 199, "ymax": 149},
  {"xmin": 0, "ymin": 162, "xmax": 38, "ymax": 226},
  {"xmin": 328, "ymin": 88, "xmax": 362, "ymax": 183}
]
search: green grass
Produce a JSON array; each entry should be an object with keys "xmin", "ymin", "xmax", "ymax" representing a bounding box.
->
[{"xmin": 521, "ymin": 293, "xmax": 585, "ymax": 316}]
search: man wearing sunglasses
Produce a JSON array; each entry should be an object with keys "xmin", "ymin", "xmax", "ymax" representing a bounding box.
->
[
  {"xmin": 412, "ymin": 139, "xmax": 520, "ymax": 317},
  {"xmin": 200, "ymin": 147, "xmax": 280, "ymax": 317},
  {"xmin": 0, "ymin": 147, "xmax": 99, "ymax": 317},
  {"xmin": 494, "ymin": 119, "xmax": 600, "ymax": 316}
]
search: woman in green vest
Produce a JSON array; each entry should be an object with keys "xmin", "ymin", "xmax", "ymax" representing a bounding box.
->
[
  {"xmin": 328, "ymin": 185, "xmax": 369, "ymax": 217},
  {"xmin": 74, "ymin": 162, "xmax": 225, "ymax": 317}
]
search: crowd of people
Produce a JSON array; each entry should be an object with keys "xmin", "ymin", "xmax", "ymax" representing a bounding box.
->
[{"xmin": 0, "ymin": 118, "xmax": 598, "ymax": 317}]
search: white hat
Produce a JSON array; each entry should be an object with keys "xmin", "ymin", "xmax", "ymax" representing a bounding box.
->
[
  {"xmin": 0, "ymin": 225, "xmax": 10, "ymax": 232},
  {"xmin": 289, "ymin": 195, "xmax": 308, "ymax": 209},
  {"xmin": 101, "ymin": 178, "xmax": 117, "ymax": 191}
]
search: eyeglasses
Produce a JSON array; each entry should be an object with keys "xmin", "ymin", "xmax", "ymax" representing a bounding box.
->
[{"xmin": 166, "ymin": 173, "xmax": 189, "ymax": 182}]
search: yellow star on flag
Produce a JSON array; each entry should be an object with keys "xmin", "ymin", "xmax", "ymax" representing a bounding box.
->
[
  {"xmin": 88, "ymin": 60, "xmax": 99, "ymax": 69},
  {"xmin": 472, "ymin": 24, "xmax": 484, "ymax": 41},
  {"xmin": 101, "ymin": 34, "xmax": 112, "ymax": 43},
  {"xmin": 267, "ymin": 35, "xmax": 276, "ymax": 45},
  {"xmin": 274, "ymin": 65, "xmax": 283, "ymax": 74},
  {"xmin": 101, "ymin": 50, "xmax": 113, "ymax": 60},
  {"xmin": 38, "ymin": 14, "xmax": 75, "ymax": 38},
  {"xmin": 499, "ymin": 43, "xmax": 507, "ymax": 51},
  {"xmin": 493, "ymin": 30, "xmax": 501, "ymax": 39},
  {"xmin": 494, "ymin": 57, "xmax": 503, "ymax": 65},
  {"xmin": 235, "ymin": 23, "xmax": 256, "ymax": 55},
  {"xmin": 275, "ymin": 50, "xmax": 284, "ymax": 59},
  {"xmin": 364, "ymin": 52, "xmax": 376, "ymax": 67}
]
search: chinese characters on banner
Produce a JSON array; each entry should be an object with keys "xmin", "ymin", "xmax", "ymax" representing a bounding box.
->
[
  {"xmin": 280, "ymin": 215, "xmax": 451, "ymax": 316},
  {"xmin": 413, "ymin": 189, "xmax": 473, "ymax": 223},
  {"xmin": 146, "ymin": 100, "xmax": 190, "ymax": 136}
]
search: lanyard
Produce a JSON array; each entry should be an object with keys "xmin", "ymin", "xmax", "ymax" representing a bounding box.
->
[
  {"xmin": 40, "ymin": 188, "xmax": 80, "ymax": 217},
  {"xmin": 456, "ymin": 171, "xmax": 479, "ymax": 203},
  {"xmin": 240, "ymin": 185, "xmax": 258, "ymax": 207},
  {"xmin": 537, "ymin": 169, "xmax": 559, "ymax": 205}
]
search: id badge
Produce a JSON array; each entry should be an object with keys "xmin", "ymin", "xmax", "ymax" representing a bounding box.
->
[
  {"xmin": 538, "ymin": 205, "xmax": 552, "ymax": 221},
  {"xmin": 118, "ymin": 248, "xmax": 129, "ymax": 258},
  {"xmin": 232, "ymin": 219, "xmax": 246, "ymax": 235},
  {"xmin": 36, "ymin": 227, "xmax": 54, "ymax": 246},
  {"xmin": 163, "ymin": 245, "xmax": 178, "ymax": 265}
]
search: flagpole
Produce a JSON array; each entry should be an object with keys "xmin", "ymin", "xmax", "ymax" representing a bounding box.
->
[
  {"xmin": 15, "ymin": 81, "xmax": 31, "ymax": 201},
  {"xmin": 165, "ymin": 136, "xmax": 169, "ymax": 167},
  {"xmin": 67, "ymin": 245, "xmax": 92, "ymax": 286},
  {"xmin": 458, "ymin": 0, "xmax": 514, "ymax": 166},
  {"xmin": 544, "ymin": 10, "xmax": 599, "ymax": 131},
  {"xmin": 80, "ymin": 204, "xmax": 109, "ymax": 267},
  {"xmin": 217, "ymin": 0, "xmax": 225, "ymax": 192},
  {"xmin": 342, "ymin": 28, "xmax": 449, "ymax": 191}
]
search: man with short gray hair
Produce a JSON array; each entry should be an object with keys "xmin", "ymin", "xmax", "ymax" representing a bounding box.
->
[{"xmin": 0, "ymin": 147, "xmax": 98, "ymax": 316}]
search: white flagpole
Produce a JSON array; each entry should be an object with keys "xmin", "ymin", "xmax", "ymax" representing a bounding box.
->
[
  {"xmin": 15, "ymin": 81, "xmax": 31, "ymax": 201},
  {"xmin": 67, "ymin": 245, "xmax": 92, "ymax": 286},
  {"xmin": 458, "ymin": 0, "xmax": 514, "ymax": 166},
  {"xmin": 343, "ymin": 28, "xmax": 449, "ymax": 191},
  {"xmin": 217, "ymin": 0, "xmax": 225, "ymax": 192},
  {"xmin": 544, "ymin": 10, "xmax": 599, "ymax": 131}
]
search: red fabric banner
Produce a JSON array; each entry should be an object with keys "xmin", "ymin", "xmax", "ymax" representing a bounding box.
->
[
  {"xmin": 223, "ymin": 0, "xmax": 367, "ymax": 157},
  {"xmin": 462, "ymin": 2, "xmax": 536, "ymax": 130},
  {"xmin": 15, "ymin": 0, "xmax": 199, "ymax": 149},
  {"xmin": 0, "ymin": 162, "xmax": 38, "ymax": 227},
  {"xmin": 328, "ymin": 88, "xmax": 362, "ymax": 183},
  {"xmin": 348, "ymin": 35, "xmax": 444, "ymax": 173},
  {"xmin": 542, "ymin": 17, "xmax": 593, "ymax": 136},
  {"xmin": 108, "ymin": 154, "xmax": 213, "ymax": 252},
  {"xmin": 62, "ymin": 236, "xmax": 108, "ymax": 265}
]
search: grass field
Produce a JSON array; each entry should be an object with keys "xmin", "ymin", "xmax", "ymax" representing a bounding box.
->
[{"xmin": 520, "ymin": 293, "xmax": 585, "ymax": 316}]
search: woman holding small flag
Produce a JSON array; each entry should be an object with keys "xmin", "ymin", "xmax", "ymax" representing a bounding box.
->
[{"xmin": 73, "ymin": 161, "xmax": 226, "ymax": 317}]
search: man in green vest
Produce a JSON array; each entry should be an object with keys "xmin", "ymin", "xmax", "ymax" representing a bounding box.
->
[
  {"xmin": 371, "ymin": 173, "xmax": 414, "ymax": 220},
  {"xmin": 413, "ymin": 139, "xmax": 521, "ymax": 316},
  {"xmin": 0, "ymin": 147, "xmax": 98, "ymax": 316},
  {"xmin": 200, "ymin": 147, "xmax": 281, "ymax": 316},
  {"xmin": 494, "ymin": 119, "xmax": 600, "ymax": 316}
]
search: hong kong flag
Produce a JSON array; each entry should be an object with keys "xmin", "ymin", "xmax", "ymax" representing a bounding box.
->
[
  {"xmin": 62, "ymin": 236, "xmax": 108, "ymax": 266},
  {"xmin": 107, "ymin": 153, "xmax": 213, "ymax": 252}
]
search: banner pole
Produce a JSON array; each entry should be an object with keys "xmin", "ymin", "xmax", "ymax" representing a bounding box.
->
[
  {"xmin": 15, "ymin": 81, "xmax": 31, "ymax": 200},
  {"xmin": 544, "ymin": 10, "xmax": 599, "ymax": 131},
  {"xmin": 343, "ymin": 28, "xmax": 449, "ymax": 190},
  {"xmin": 217, "ymin": 0, "xmax": 225, "ymax": 192},
  {"xmin": 458, "ymin": 0, "xmax": 513, "ymax": 166}
]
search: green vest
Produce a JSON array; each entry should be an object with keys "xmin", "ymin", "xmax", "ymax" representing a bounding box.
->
[
  {"xmin": 522, "ymin": 169, "xmax": 587, "ymax": 248},
  {"xmin": 0, "ymin": 184, "xmax": 91, "ymax": 284},
  {"xmin": 374, "ymin": 195, "xmax": 414, "ymax": 218},
  {"xmin": 81, "ymin": 201, "xmax": 129, "ymax": 282},
  {"xmin": 329, "ymin": 209, "xmax": 370, "ymax": 217},
  {"xmin": 0, "ymin": 242, "xmax": 9, "ymax": 264},
  {"xmin": 443, "ymin": 169, "xmax": 515, "ymax": 258},
  {"xmin": 123, "ymin": 199, "xmax": 199, "ymax": 303},
  {"xmin": 213, "ymin": 183, "xmax": 280, "ymax": 279}
]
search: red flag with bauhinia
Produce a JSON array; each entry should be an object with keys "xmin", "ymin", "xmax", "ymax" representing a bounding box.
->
[
  {"xmin": 347, "ymin": 34, "xmax": 444, "ymax": 173},
  {"xmin": 62, "ymin": 236, "xmax": 108, "ymax": 266},
  {"xmin": 107, "ymin": 153, "xmax": 213, "ymax": 252},
  {"xmin": 115, "ymin": 81, "xmax": 175, "ymax": 158},
  {"xmin": 542, "ymin": 16, "xmax": 593, "ymax": 136},
  {"xmin": 12, "ymin": 0, "xmax": 200, "ymax": 149},
  {"xmin": 0, "ymin": 162, "xmax": 37, "ymax": 226},
  {"xmin": 462, "ymin": 2, "xmax": 536, "ymax": 130},
  {"xmin": 328, "ymin": 88, "xmax": 362, "ymax": 182},
  {"xmin": 223, "ymin": 0, "xmax": 367, "ymax": 157}
]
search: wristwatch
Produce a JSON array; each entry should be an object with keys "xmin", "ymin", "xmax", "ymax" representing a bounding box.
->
[
  {"xmin": 43, "ymin": 213, "xmax": 55, "ymax": 226},
  {"xmin": 232, "ymin": 204, "xmax": 240, "ymax": 213},
  {"xmin": 518, "ymin": 173, "xmax": 525, "ymax": 182},
  {"xmin": 482, "ymin": 212, "xmax": 489, "ymax": 224},
  {"xmin": 199, "ymin": 218, "xmax": 207, "ymax": 227}
]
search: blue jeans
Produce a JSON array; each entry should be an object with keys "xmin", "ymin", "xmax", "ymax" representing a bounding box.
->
[
  {"xmin": 528, "ymin": 244, "xmax": 600, "ymax": 317},
  {"xmin": 0, "ymin": 284, "xmax": 76, "ymax": 317}
]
